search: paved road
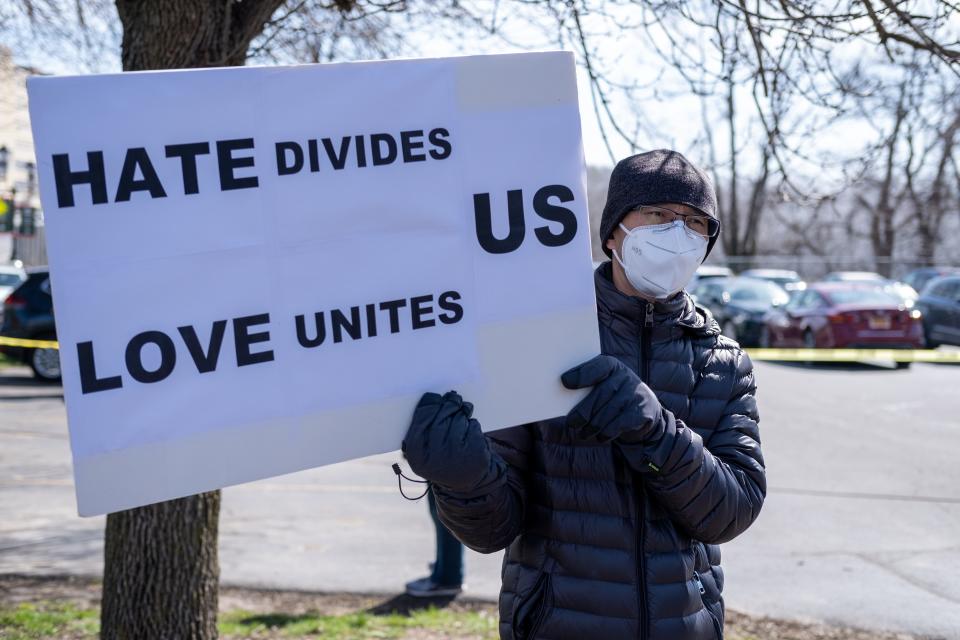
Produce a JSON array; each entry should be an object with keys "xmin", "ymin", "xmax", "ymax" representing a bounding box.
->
[{"xmin": 1, "ymin": 360, "xmax": 959, "ymax": 638}]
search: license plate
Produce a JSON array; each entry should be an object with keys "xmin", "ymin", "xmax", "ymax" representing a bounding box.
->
[{"xmin": 868, "ymin": 316, "xmax": 892, "ymax": 329}]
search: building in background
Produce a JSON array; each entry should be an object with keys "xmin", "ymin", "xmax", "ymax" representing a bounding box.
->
[{"xmin": 0, "ymin": 46, "xmax": 45, "ymax": 266}]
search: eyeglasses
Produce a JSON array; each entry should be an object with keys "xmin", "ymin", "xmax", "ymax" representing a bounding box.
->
[{"xmin": 630, "ymin": 205, "xmax": 720, "ymax": 238}]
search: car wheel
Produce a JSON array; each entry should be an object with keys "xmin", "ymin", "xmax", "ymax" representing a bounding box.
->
[
  {"xmin": 923, "ymin": 325, "xmax": 940, "ymax": 349},
  {"xmin": 895, "ymin": 361, "xmax": 912, "ymax": 370},
  {"xmin": 722, "ymin": 320, "xmax": 738, "ymax": 342},
  {"xmin": 30, "ymin": 336, "xmax": 61, "ymax": 382}
]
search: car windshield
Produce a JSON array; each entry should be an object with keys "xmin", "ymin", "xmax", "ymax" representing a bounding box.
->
[
  {"xmin": 0, "ymin": 274, "xmax": 21, "ymax": 286},
  {"xmin": 824, "ymin": 288, "xmax": 901, "ymax": 305},
  {"xmin": 730, "ymin": 281, "xmax": 789, "ymax": 305}
]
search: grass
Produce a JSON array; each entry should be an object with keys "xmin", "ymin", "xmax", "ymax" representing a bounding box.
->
[
  {"xmin": 0, "ymin": 603, "xmax": 498, "ymax": 640},
  {"xmin": 0, "ymin": 602, "xmax": 98, "ymax": 640},
  {"xmin": 219, "ymin": 606, "xmax": 498, "ymax": 639}
]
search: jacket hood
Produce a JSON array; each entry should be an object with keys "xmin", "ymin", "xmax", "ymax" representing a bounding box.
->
[{"xmin": 594, "ymin": 261, "xmax": 720, "ymax": 339}]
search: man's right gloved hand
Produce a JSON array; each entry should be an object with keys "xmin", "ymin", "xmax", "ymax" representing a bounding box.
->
[{"xmin": 402, "ymin": 391, "xmax": 497, "ymax": 492}]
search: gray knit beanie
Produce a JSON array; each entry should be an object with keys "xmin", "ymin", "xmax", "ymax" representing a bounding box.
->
[{"xmin": 599, "ymin": 149, "xmax": 720, "ymax": 258}]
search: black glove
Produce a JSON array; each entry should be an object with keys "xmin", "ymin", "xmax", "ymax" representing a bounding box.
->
[
  {"xmin": 402, "ymin": 391, "xmax": 497, "ymax": 492},
  {"xmin": 561, "ymin": 355, "xmax": 665, "ymax": 444}
]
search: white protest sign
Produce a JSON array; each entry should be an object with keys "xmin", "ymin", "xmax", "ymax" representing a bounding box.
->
[{"xmin": 27, "ymin": 52, "xmax": 599, "ymax": 516}]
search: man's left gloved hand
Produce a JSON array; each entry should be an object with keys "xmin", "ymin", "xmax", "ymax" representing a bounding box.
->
[{"xmin": 561, "ymin": 354, "xmax": 665, "ymax": 444}]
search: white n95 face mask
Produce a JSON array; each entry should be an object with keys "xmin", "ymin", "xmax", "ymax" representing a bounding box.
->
[{"xmin": 613, "ymin": 221, "xmax": 708, "ymax": 299}]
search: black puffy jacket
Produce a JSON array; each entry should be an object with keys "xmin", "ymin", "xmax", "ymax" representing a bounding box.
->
[{"xmin": 432, "ymin": 262, "xmax": 766, "ymax": 639}]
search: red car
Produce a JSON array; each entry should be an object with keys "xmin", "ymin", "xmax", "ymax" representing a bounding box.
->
[{"xmin": 762, "ymin": 282, "xmax": 925, "ymax": 357}]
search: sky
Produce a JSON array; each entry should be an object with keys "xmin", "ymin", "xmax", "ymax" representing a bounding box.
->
[
  {"xmin": 3, "ymin": 0, "xmax": 909, "ymax": 190},
  {"xmin": 2, "ymin": 4, "xmax": 704, "ymax": 169}
]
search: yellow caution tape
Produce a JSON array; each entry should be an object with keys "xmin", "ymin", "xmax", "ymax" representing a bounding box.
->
[
  {"xmin": 0, "ymin": 336, "xmax": 956, "ymax": 362},
  {"xmin": 746, "ymin": 348, "xmax": 960, "ymax": 363},
  {"xmin": 0, "ymin": 336, "xmax": 59, "ymax": 349}
]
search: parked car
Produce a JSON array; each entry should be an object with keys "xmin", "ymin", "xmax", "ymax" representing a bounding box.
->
[
  {"xmin": 686, "ymin": 264, "xmax": 734, "ymax": 291},
  {"xmin": 0, "ymin": 264, "xmax": 26, "ymax": 323},
  {"xmin": 0, "ymin": 268, "xmax": 60, "ymax": 381},
  {"xmin": 822, "ymin": 270, "xmax": 918, "ymax": 307},
  {"xmin": 689, "ymin": 276, "xmax": 728, "ymax": 306},
  {"xmin": 762, "ymin": 283, "xmax": 925, "ymax": 367},
  {"xmin": 738, "ymin": 268, "xmax": 806, "ymax": 292},
  {"xmin": 692, "ymin": 277, "xmax": 789, "ymax": 346},
  {"xmin": 903, "ymin": 267, "xmax": 960, "ymax": 295},
  {"xmin": 914, "ymin": 275, "xmax": 960, "ymax": 348}
]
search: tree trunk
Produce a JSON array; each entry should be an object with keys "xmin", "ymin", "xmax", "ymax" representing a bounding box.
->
[
  {"xmin": 101, "ymin": 493, "xmax": 221, "ymax": 640},
  {"xmin": 101, "ymin": 2, "xmax": 285, "ymax": 638},
  {"xmin": 115, "ymin": 0, "xmax": 285, "ymax": 70}
]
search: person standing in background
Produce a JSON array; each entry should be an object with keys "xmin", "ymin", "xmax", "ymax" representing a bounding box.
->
[{"xmin": 404, "ymin": 490, "xmax": 464, "ymax": 597}]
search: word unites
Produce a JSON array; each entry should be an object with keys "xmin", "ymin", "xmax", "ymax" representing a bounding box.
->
[{"xmin": 295, "ymin": 291, "xmax": 463, "ymax": 347}]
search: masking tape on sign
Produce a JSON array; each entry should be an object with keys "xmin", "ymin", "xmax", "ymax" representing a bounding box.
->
[
  {"xmin": 0, "ymin": 336, "xmax": 59, "ymax": 349},
  {"xmin": 746, "ymin": 348, "xmax": 960, "ymax": 363}
]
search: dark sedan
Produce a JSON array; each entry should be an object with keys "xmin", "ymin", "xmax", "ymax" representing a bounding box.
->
[
  {"xmin": 762, "ymin": 283, "xmax": 925, "ymax": 366},
  {"xmin": 0, "ymin": 268, "xmax": 60, "ymax": 381},
  {"xmin": 691, "ymin": 277, "xmax": 789, "ymax": 346},
  {"xmin": 903, "ymin": 267, "xmax": 960, "ymax": 295},
  {"xmin": 914, "ymin": 275, "xmax": 960, "ymax": 347}
]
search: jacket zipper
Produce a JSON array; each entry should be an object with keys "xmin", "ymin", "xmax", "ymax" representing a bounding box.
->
[
  {"xmin": 642, "ymin": 302, "xmax": 653, "ymax": 382},
  {"xmin": 694, "ymin": 568, "xmax": 723, "ymax": 638},
  {"xmin": 636, "ymin": 302, "xmax": 654, "ymax": 640},
  {"xmin": 693, "ymin": 570, "xmax": 706, "ymax": 595}
]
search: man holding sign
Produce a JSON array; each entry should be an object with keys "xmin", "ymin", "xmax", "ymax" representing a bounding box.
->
[{"xmin": 404, "ymin": 150, "xmax": 766, "ymax": 640}]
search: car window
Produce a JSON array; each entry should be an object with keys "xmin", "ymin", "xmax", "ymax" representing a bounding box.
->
[
  {"xmin": 0, "ymin": 273, "xmax": 21, "ymax": 286},
  {"xmin": 38, "ymin": 277, "xmax": 51, "ymax": 295},
  {"xmin": 800, "ymin": 291, "xmax": 821, "ymax": 308},
  {"xmin": 694, "ymin": 281, "xmax": 724, "ymax": 300},
  {"xmin": 730, "ymin": 287, "xmax": 760, "ymax": 301},
  {"xmin": 730, "ymin": 280, "xmax": 789, "ymax": 305},
  {"xmin": 785, "ymin": 290, "xmax": 806, "ymax": 310},
  {"xmin": 824, "ymin": 288, "xmax": 901, "ymax": 305},
  {"xmin": 937, "ymin": 280, "xmax": 960, "ymax": 299},
  {"xmin": 796, "ymin": 290, "xmax": 828, "ymax": 309}
]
